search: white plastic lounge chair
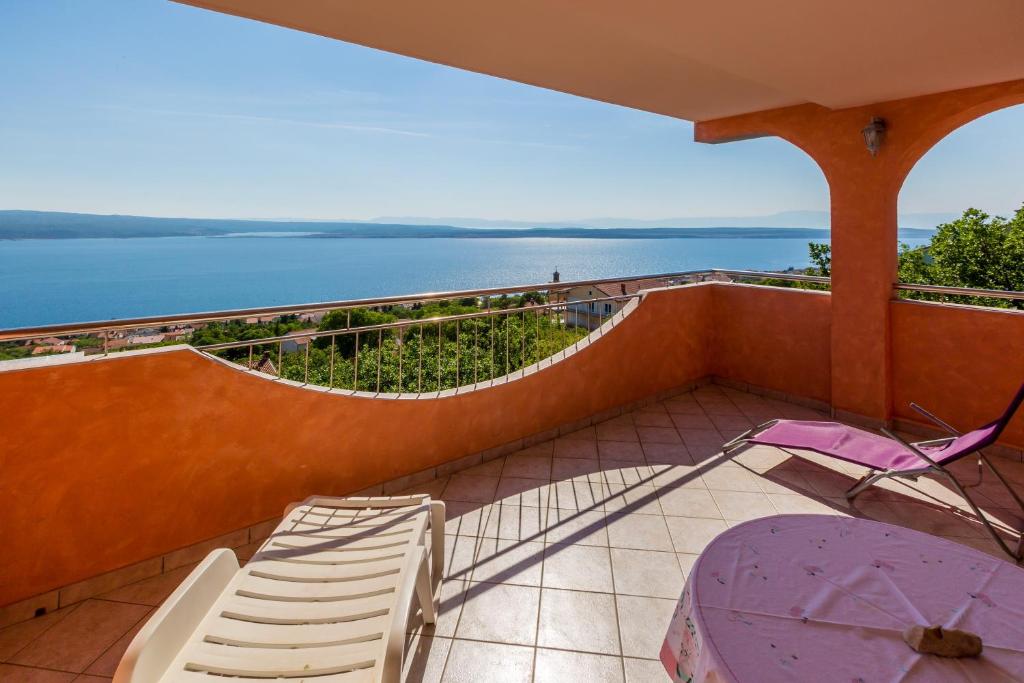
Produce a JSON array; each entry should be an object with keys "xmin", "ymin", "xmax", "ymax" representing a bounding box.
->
[{"xmin": 113, "ymin": 494, "xmax": 445, "ymax": 683}]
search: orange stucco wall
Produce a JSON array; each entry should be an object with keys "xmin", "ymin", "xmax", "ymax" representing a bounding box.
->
[
  {"xmin": 891, "ymin": 300, "xmax": 1024, "ymax": 448},
  {"xmin": 48, "ymin": 281, "xmax": 1024, "ymax": 609},
  {"xmin": 3, "ymin": 285, "xmax": 730, "ymax": 605},
  {"xmin": 710, "ymin": 284, "xmax": 832, "ymax": 404},
  {"xmin": 696, "ymin": 79, "xmax": 1024, "ymax": 422},
  {"xmin": 7, "ymin": 280, "xmax": 1022, "ymax": 608}
]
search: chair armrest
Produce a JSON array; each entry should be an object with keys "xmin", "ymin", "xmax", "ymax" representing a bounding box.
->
[
  {"xmin": 912, "ymin": 436, "xmax": 957, "ymax": 448},
  {"xmin": 882, "ymin": 427, "xmax": 942, "ymax": 469},
  {"xmin": 382, "ymin": 545, "xmax": 428, "ymax": 683},
  {"xmin": 428, "ymin": 501, "xmax": 445, "ymax": 586},
  {"xmin": 910, "ymin": 402, "xmax": 961, "ymax": 436},
  {"xmin": 113, "ymin": 548, "xmax": 239, "ymax": 683}
]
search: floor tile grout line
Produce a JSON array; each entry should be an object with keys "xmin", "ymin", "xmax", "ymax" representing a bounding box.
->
[
  {"xmin": 451, "ymin": 464, "xmax": 734, "ymax": 557},
  {"xmin": 432, "ymin": 613, "xmax": 455, "ymax": 683},
  {"xmin": 467, "ymin": 566, "xmax": 684, "ymax": 598},
  {"xmin": 439, "ymin": 634, "xmax": 657, "ymax": 661},
  {"xmin": 0, "ymin": 662, "xmax": 98, "ymax": 677},
  {"xmin": 77, "ymin": 605, "xmax": 154, "ymax": 678},
  {"xmin": 1, "ymin": 661, "xmax": 86, "ymax": 676},
  {"xmin": 532, "ymin": 523, "xmax": 548, "ymax": 681},
  {"xmin": 605, "ymin": 513, "xmax": 628, "ymax": 675},
  {"xmin": 3, "ymin": 601, "xmax": 83, "ymax": 666}
]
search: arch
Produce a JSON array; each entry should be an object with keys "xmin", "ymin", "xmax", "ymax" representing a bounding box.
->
[
  {"xmin": 695, "ymin": 80, "xmax": 1024, "ymax": 198},
  {"xmin": 896, "ymin": 99, "xmax": 1024, "ymax": 200},
  {"xmin": 694, "ymin": 103, "xmax": 838, "ymax": 187},
  {"xmin": 694, "ymin": 79, "xmax": 1024, "ymax": 423}
]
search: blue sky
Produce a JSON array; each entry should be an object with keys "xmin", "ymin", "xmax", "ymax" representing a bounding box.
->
[{"xmin": 1, "ymin": 0, "xmax": 1021, "ymax": 222}]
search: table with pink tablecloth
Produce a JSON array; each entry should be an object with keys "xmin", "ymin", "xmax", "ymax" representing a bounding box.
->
[{"xmin": 661, "ymin": 514, "xmax": 1024, "ymax": 682}]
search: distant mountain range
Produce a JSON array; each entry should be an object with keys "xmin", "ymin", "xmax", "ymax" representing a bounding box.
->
[
  {"xmin": 370, "ymin": 210, "xmax": 959, "ymax": 230},
  {"xmin": 0, "ymin": 209, "xmax": 941, "ymax": 240}
]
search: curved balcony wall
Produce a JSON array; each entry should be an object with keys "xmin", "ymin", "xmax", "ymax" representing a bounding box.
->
[
  {"xmin": 16, "ymin": 279, "xmax": 1024, "ymax": 611},
  {"xmin": 4, "ymin": 284, "xmax": 741, "ymax": 605}
]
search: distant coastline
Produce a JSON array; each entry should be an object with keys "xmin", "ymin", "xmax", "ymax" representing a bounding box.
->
[{"xmin": 0, "ymin": 210, "xmax": 936, "ymax": 241}]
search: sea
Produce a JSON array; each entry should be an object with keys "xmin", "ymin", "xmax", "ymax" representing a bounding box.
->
[{"xmin": 0, "ymin": 235, "xmax": 931, "ymax": 328}]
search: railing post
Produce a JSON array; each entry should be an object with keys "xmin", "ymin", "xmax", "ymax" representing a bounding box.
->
[
  {"xmin": 488, "ymin": 299, "xmax": 494, "ymax": 381},
  {"xmin": 329, "ymin": 335, "xmax": 336, "ymax": 388},
  {"xmin": 535, "ymin": 308, "xmax": 540, "ymax": 365},
  {"xmin": 304, "ymin": 339, "xmax": 310, "ymax": 384},
  {"xmin": 353, "ymin": 331, "xmax": 360, "ymax": 391},
  {"xmin": 376, "ymin": 329, "xmax": 382, "ymax": 393}
]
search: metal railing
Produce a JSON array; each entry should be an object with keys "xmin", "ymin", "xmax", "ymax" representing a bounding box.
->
[
  {"xmin": 894, "ymin": 282, "xmax": 1024, "ymax": 305},
  {"xmin": 0, "ymin": 268, "xmax": 826, "ymax": 345},
  {"xmin": 0, "ymin": 268, "xmax": 829, "ymax": 393},
  {"xmin": 201, "ymin": 293, "xmax": 636, "ymax": 394},
  {"xmin": 0, "ymin": 270, "xmax": 704, "ymax": 366},
  {"xmin": 0, "ymin": 270, "xmax": 708, "ymax": 343},
  {"xmin": 713, "ymin": 269, "xmax": 830, "ymax": 285},
  {"xmin": 5, "ymin": 267, "xmax": 1023, "ymax": 375}
]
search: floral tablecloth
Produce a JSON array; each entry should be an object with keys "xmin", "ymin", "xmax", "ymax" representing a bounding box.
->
[{"xmin": 661, "ymin": 514, "xmax": 1024, "ymax": 682}]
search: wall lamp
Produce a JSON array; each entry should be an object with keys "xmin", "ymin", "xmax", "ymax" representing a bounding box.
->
[{"xmin": 861, "ymin": 117, "xmax": 887, "ymax": 156}]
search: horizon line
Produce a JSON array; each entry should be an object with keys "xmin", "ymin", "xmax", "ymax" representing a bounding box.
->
[{"xmin": 0, "ymin": 206, "xmax": 975, "ymax": 227}]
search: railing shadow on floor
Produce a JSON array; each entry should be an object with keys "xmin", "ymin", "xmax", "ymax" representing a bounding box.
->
[{"xmin": 411, "ymin": 441, "xmax": 1023, "ymax": 648}]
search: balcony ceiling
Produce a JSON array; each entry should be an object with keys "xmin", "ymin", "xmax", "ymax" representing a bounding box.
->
[{"xmin": 175, "ymin": 0, "xmax": 1024, "ymax": 121}]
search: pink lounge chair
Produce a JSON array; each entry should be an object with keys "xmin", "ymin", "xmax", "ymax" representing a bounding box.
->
[{"xmin": 723, "ymin": 383, "xmax": 1024, "ymax": 562}]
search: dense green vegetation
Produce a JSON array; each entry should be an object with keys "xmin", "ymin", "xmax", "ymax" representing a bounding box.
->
[
  {"xmin": 189, "ymin": 316, "xmax": 308, "ymax": 347},
  {"xmin": 279, "ymin": 312, "xmax": 584, "ymax": 392},
  {"xmin": 767, "ymin": 205, "xmax": 1024, "ymax": 308},
  {"xmin": 0, "ymin": 292, "xmax": 587, "ymax": 389},
  {"xmin": 0, "ymin": 346, "xmax": 32, "ymax": 361},
  {"xmin": 898, "ymin": 205, "xmax": 1024, "ymax": 307},
  {"xmin": 206, "ymin": 292, "xmax": 589, "ymax": 392}
]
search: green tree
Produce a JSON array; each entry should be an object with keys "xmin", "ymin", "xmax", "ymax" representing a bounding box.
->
[
  {"xmin": 0, "ymin": 344, "xmax": 32, "ymax": 360},
  {"xmin": 275, "ymin": 306, "xmax": 584, "ymax": 394},
  {"xmin": 794, "ymin": 204, "xmax": 1024, "ymax": 308},
  {"xmin": 807, "ymin": 242, "xmax": 831, "ymax": 277},
  {"xmin": 929, "ymin": 207, "xmax": 1024, "ymax": 293},
  {"xmin": 756, "ymin": 242, "xmax": 830, "ymax": 290},
  {"xmin": 316, "ymin": 308, "xmax": 398, "ymax": 355},
  {"xmin": 897, "ymin": 242, "xmax": 931, "ymax": 286},
  {"xmin": 190, "ymin": 315, "xmax": 306, "ymax": 361},
  {"xmin": 899, "ymin": 204, "xmax": 1024, "ymax": 308}
]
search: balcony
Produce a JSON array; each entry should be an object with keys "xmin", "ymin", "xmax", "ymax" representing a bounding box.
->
[
  {"xmin": 3, "ymin": 0, "xmax": 1023, "ymax": 677},
  {"xmin": 1, "ymin": 273, "xmax": 1023, "ymax": 681}
]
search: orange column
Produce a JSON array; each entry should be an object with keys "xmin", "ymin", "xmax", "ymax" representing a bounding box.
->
[
  {"xmin": 695, "ymin": 80, "xmax": 1024, "ymax": 424},
  {"xmin": 826, "ymin": 160, "xmax": 899, "ymax": 422}
]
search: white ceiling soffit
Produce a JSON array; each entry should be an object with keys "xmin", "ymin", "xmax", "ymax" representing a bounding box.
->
[{"xmin": 174, "ymin": 0, "xmax": 1024, "ymax": 121}]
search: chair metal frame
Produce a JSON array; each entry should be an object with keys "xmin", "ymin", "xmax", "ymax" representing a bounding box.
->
[{"xmin": 723, "ymin": 401, "xmax": 1024, "ymax": 563}]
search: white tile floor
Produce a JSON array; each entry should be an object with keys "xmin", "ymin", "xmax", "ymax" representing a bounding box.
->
[
  {"xmin": 3, "ymin": 384, "xmax": 1022, "ymax": 682},
  {"xmin": 397, "ymin": 384, "xmax": 1023, "ymax": 682}
]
